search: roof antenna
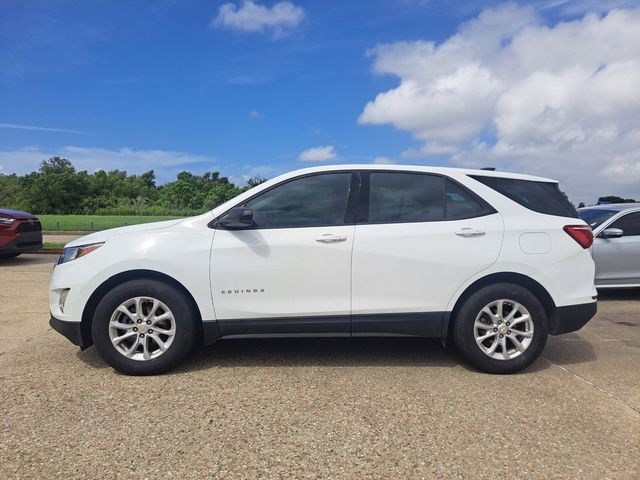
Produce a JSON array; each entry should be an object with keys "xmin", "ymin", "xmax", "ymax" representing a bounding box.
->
[{"xmin": 481, "ymin": 167, "xmax": 496, "ymax": 171}]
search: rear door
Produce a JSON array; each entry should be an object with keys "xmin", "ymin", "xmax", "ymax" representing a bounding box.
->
[
  {"xmin": 594, "ymin": 211, "xmax": 640, "ymax": 285},
  {"xmin": 351, "ymin": 172, "xmax": 503, "ymax": 335}
]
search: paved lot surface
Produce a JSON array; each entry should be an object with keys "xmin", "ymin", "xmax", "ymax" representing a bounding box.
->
[{"xmin": 1, "ymin": 254, "xmax": 639, "ymax": 479}]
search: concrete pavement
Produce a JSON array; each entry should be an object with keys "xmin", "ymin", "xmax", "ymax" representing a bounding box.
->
[{"xmin": 1, "ymin": 254, "xmax": 639, "ymax": 479}]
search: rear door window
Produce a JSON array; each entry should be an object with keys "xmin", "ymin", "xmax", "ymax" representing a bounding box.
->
[
  {"xmin": 367, "ymin": 172, "xmax": 444, "ymax": 223},
  {"xmin": 444, "ymin": 178, "xmax": 494, "ymax": 220},
  {"xmin": 470, "ymin": 176, "xmax": 578, "ymax": 218}
]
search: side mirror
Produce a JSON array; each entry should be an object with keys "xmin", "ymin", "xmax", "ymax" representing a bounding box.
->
[
  {"xmin": 600, "ymin": 227, "xmax": 624, "ymax": 239},
  {"xmin": 219, "ymin": 207, "xmax": 254, "ymax": 230}
]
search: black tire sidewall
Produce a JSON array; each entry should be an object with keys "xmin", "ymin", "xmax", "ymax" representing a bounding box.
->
[
  {"xmin": 453, "ymin": 283, "xmax": 547, "ymax": 374},
  {"xmin": 92, "ymin": 279, "xmax": 196, "ymax": 375}
]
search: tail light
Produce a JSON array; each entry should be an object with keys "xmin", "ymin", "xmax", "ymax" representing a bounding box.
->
[{"xmin": 563, "ymin": 225, "xmax": 593, "ymax": 249}]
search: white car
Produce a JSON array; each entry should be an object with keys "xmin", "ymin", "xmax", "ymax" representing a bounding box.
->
[{"xmin": 49, "ymin": 165, "xmax": 597, "ymax": 375}]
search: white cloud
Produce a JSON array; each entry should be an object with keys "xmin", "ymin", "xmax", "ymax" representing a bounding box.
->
[
  {"xmin": 359, "ymin": 4, "xmax": 640, "ymax": 203},
  {"xmin": 0, "ymin": 146, "xmax": 221, "ymax": 183},
  {"xmin": 248, "ymin": 110, "xmax": 262, "ymax": 119},
  {"xmin": 298, "ymin": 145, "xmax": 337, "ymax": 162},
  {"xmin": 0, "ymin": 123, "xmax": 90, "ymax": 135},
  {"xmin": 229, "ymin": 164, "xmax": 278, "ymax": 186},
  {"xmin": 213, "ymin": 1, "xmax": 304, "ymax": 36},
  {"xmin": 372, "ymin": 156, "xmax": 396, "ymax": 164}
]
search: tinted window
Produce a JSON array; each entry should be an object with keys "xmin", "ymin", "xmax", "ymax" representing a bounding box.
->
[
  {"xmin": 244, "ymin": 173, "xmax": 352, "ymax": 228},
  {"xmin": 471, "ymin": 176, "xmax": 578, "ymax": 218},
  {"xmin": 578, "ymin": 209, "xmax": 617, "ymax": 229},
  {"xmin": 368, "ymin": 173, "xmax": 444, "ymax": 223},
  {"xmin": 609, "ymin": 212, "xmax": 640, "ymax": 236},
  {"xmin": 444, "ymin": 178, "xmax": 493, "ymax": 220}
]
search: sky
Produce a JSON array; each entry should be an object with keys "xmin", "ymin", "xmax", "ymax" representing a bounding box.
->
[{"xmin": 1, "ymin": 0, "xmax": 639, "ymax": 204}]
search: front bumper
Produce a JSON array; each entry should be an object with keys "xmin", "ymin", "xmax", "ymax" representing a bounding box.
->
[
  {"xmin": 0, "ymin": 232, "xmax": 43, "ymax": 254},
  {"xmin": 50, "ymin": 316, "xmax": 91, "ymax": 349},
  {"xmin": 548, "ymin": 301, "xmax": 597, "ymax": 335}
]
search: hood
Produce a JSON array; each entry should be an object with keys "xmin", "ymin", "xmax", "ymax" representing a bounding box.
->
[
  {"xmin": 0, "ymin": 208, "xmax": 36, "ymax": 219},
  {"xmin": 66, "ymin": 218, "xmax": 185, "ymax": 247}
]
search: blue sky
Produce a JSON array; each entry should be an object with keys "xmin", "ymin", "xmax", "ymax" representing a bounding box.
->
[{"xmin": 1, "ymin": 0, "xmax": 639, "ymax": 202}]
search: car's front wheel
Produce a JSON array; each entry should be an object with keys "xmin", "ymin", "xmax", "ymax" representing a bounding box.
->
[
  {"xmin": 453, "ymin": 283, "xmax": 548, "ymax": 374},
  {"xmin": 92, "ymin": 279, "xmax": 197, "ymax": 375}
]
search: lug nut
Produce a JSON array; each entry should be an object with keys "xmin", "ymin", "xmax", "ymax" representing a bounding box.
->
[
  {"xmin": 146, "ymin": 320, "xmax": 151, "ymax": 325},
  {"xmin": 493, "ymin": 328, "xmax": 498, "ymax": 332},
  {"xmin": 499, "ymin": 334, "xmax": 504, "ymax": 338},
  {"xmin": 133, "ymin": 327, "xmax": 138, "ymax": 332},
  {"xmin": 139, "ymin": 334, "xmax": 145, "ymax": 338},
  {"xmin": 506, "ymin": 322, "xmax": 510, "ymax": 326},
  {"xmin": 148, "ymin": 329, "xmax": 153, "ymax": 334},
  {"xmin": 498, "ymin": 320, "xmax": 502, "ymax": 324},
  {"xmin": 507, "ymin": 330, "xmax": 511, "ymax": 334},
  {"xmin": 137, "ymin": 319, "xmax": 142, "ymax": 324}
]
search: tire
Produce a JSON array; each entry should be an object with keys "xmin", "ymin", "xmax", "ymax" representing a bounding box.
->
[
  {"xmin": 92, "ymin": 279, "xmax": 197, "ymax": 375},
  {"xmin": 452, "ymin": 283, "xmax": 548, "ymax": 374},
  {"xmin": 0, "ymin": 252, "xmax": 20, "ymax": 259}
]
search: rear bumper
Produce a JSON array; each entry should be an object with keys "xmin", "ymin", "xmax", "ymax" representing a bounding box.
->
[
  {"xmin": 50, "ymin": 316, "xmax": 91, "ymax": 349},
  {"xmin": 0, "ymin": 232, "xmax": 43, "ymax": 254},
  {"xmin": 549, "ymin": 301, "xmax": 597, "ymax": 335}
]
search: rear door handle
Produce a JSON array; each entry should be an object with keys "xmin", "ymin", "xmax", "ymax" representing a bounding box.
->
[
  {"xmin": 316, "ymin": 234, "xmax": 347, "ymax": 243},
  {"xmin": 455, "ymin": 228, "xmax": 486, "ymax": 237}
]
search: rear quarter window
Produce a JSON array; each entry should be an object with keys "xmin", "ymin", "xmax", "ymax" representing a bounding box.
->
[{"xmin": 470, "ymin": 175, "xmax": 578, "ymax": 218}]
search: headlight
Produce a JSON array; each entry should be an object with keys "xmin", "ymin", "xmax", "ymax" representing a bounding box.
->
[
  {"xmin": 0, "ymin": 217, "xmax": 15, "ymax": 225},
  {"xmin": 57, "ymin": 242, "xmax": 104, "ymax": 265}
]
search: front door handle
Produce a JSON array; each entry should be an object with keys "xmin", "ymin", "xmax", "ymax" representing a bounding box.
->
[
  {"xmin": 455, "ymin": 228, "xmax": 486, "ymax": 237},
  {"xmin": 316, "ymin": 234, "xmax": 347, "ymax": 243}
]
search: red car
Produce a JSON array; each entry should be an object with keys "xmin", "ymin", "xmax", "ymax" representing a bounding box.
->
[{"xmin": 0, "ymin": 208, "xmax": 43, "ymax": 258}]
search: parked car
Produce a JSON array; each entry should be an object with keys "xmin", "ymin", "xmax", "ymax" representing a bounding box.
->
[
  {"xmin": 49, "ymin": 165, "xmax": 597, "ymax": 375},
  {"xmin": 0, "ymin": 208, "xmax": 43, "ymax": 258},
  {"xmin": 578, "ymin": 203, "xmax": 640, "ymax": 288}
]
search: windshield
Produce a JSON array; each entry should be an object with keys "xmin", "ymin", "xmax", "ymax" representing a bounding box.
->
[{"xmin": 578, "ymin": 209, "xmax": 617, "ymax": 229}]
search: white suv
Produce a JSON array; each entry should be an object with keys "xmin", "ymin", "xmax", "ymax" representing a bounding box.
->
[{"xmin": 49, "ymin": 165, "xmax": 597, "ymax": 375}]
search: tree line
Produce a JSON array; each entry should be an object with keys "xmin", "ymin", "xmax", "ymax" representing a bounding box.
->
[
  {"xmin": 0, "ymin": 157, "xmax": 266, "ymax": 215},
  {"xmin": 1, "ymin": 157, "xmax": 636, "ymax": 215}
]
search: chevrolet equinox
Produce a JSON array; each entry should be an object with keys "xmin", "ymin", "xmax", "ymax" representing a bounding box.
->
[{"xmin": 49, "ymin": 165, "xmax": 597, "ymax": 375}]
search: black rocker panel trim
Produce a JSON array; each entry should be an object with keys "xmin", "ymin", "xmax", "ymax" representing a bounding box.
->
[
  {"xmin": 351, "ymin": 311, "xmax": 445, "ymax": 337},
  {"xmin": 202, "ymin": 311, "xmax": 447, "ymax": 344}
]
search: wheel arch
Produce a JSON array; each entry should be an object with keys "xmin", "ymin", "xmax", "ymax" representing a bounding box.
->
[
  {"xmin": 79, "ymin": 269, "xmax": 204, "ymax": 349},
  {"xmin": 444, "ymin": 272, "xmax": 557, "ymax": 340}
]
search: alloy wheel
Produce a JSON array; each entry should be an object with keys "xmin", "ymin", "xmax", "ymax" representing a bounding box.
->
[
  {"xmin": 108, "ymin": 297, "xmax": 176, "ymax": 361},
  {"xmin": 473, "ymin": 299, "xmax": 534, "ymax": 360}
]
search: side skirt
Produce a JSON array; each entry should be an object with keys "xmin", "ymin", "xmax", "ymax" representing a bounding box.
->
[{"xmin": 202, "ymin": 312, "xmax": 448, "ymax": 345}]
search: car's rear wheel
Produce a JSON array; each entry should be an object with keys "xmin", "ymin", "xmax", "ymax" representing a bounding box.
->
[
  {"xmin": 453, "ymin": 283, "xmax": 547, "ymax": 374},
  {"xmin": 92, "ymin": 279, "xmax": 197, "ymax": 375},
  {"xmin": 0, "ymin": 252, "xmax": 20, "ymax": 259}
]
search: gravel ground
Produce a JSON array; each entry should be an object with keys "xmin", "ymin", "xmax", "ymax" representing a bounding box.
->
[{"xmin": 1, "ymin": 254, "xmax": 639, "ymax": 479}]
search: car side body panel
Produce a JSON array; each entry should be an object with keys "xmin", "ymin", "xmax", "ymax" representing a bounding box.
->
[{"xmin": 49, "ymin": 215, "xmax": 216, "ymax": 325}]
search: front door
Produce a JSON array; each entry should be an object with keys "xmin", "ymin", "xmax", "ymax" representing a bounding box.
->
[{"xmin": 210, "ymin": 171, "xmax": 356, "ymax": 336}]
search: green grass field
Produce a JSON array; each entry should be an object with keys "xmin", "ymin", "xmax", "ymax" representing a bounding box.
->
[
  {"xmin": 38, "ymin": 215, "xmax": 184, "ymax": 232},
  {"xmin": 42, "ymin": 242, "xmax": 65, "ymax": 250}
]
